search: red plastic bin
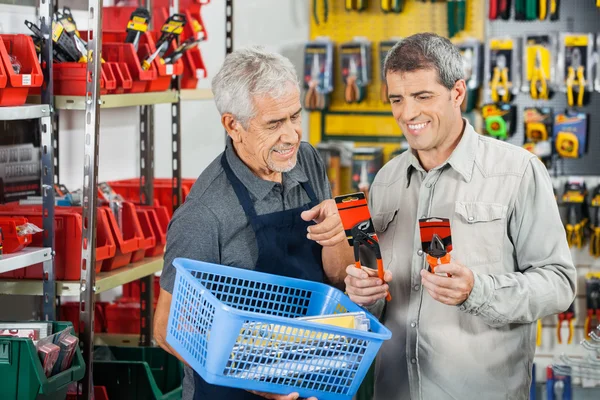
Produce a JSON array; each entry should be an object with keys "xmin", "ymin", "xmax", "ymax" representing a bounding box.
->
[
  {"xmin": 122, "ymin": 275, "xmax": 160, "ymax": 304},
  {"xmin": 0, "ymin": 216, "xmax": 32, "ymax": 254},
  {"xmin": 138, "ymin": 205, "xmax": 169, "ymax": 257},
  {"xmin": 0, "ymin": 35, "xmax": 43, "ymax": 106},
  {"xmin": 107, "ymin": 62, "xmax": 133, "ymax": 94},
  {"xmin": 59, "ymin": 301, "xmax": 108, "ymax": 334},
  {"xmin": 53, "ymin": 62, "xmax": 112, "ymax": 96},
  {"xmin": 131, "ymin": 208, "xmax": 156, "ymax": 263},
  {"xmin": 101, "ymin": 202, "xmax": 144, "ymax": 271},
  {"xmin": 105, "ymin": 298, "xmax": 140, "ymax": 334}
]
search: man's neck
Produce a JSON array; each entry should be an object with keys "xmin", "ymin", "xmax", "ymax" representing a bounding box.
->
[
  {"xmin": 417, "ymin": 118, "xmax": 466, "ymax": 172},
  {"xmin": 231, "ymin": 142, "xmax": 283, "ymax": 183}
]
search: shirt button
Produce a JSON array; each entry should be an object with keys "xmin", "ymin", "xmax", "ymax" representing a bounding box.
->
[
  {"xmin": 410, "ymin": 322, "xmax": 417, "ymax": 328},
  {"xmin": 468, "ymin": 216, "xmax": 474, "ymax": 222},
  {"xmin": 413, "ymin": 285, "xmax": 420, "ymax": 291},
  {"xmin": 425, "ymin": 183, "xmax": 432, "ymax": 188},
  {"xmin": 417, "ymin": 249, "xmax": 423, "ymax": 256},
  {"xmin": 411, "ymin": 358, "xmax": 417, "ymax": 364}
]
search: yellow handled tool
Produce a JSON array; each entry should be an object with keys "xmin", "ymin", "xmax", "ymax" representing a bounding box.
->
[
  {"xmin": 566, "ymin": 48, "xmax": 585, "ymax": 107},
  {"xmin": 530, "ymin": 49, "xmax": 549, "ymax": 100}
]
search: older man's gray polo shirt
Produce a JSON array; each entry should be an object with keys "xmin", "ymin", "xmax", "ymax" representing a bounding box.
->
[{"xmin": 160, "ymin": 138, "xmax": 331, "ymax": 400}]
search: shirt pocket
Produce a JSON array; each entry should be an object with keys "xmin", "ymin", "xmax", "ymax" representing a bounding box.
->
[
  {"xmin": 372, "ymin": 210, "xmax": 398, "ymax": 268},
  {"xmin": 452, "ymin": 201, "xmax": 507, "ymax": 267}
]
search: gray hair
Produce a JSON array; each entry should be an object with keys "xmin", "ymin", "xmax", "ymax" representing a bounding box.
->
[
  {"xmin": 211, "ymin": 46, "xmax": 300, "ymax": 128},
  {"xmin": 383, "ymin": 33, "xmax": 464, "ymax": 90}
]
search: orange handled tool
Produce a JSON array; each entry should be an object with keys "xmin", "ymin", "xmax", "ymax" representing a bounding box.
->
[
  {"xmin": 584, "ymin": 276, "xmax": 600, "ymax": 338},
  {"xmin": 425, "ymin": 234, "xmax": 451, "ymax": 275},
  {"xmin": 556, "ymin": 303, "xmax": 575, "ymax": 344},
  {"xmin": 351, "ymin": 224, "xmax": 391, "ymax": 301}
]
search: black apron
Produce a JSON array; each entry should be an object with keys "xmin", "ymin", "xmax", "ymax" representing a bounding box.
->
[{"xmin": 192, "ymin": 154, "xmax": 325, "ymax": 399}]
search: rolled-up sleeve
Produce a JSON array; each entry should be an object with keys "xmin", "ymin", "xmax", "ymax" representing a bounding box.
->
[{"xmin": 460, "ymin": 156, "xmax": 577, "ymax": 326}]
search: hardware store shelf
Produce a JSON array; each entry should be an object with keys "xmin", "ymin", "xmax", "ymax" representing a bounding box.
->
[
  {"xmin": 0, "ymin": 104, "xmax": 51, "ymax": 120},
  {"xmin": 0, "ymin": 256, "xmax": 163, "ymax": 296},
  {"xmin": 0, "ymin": 247, "xmax": 52, "ymax": 274},
  {"xmin": 54, "ymin": 91, "xmax": 179, "ymax": 110},
  {"xmin": 180, "ymin": 88, "xmax": 213, "ymax": 101}
]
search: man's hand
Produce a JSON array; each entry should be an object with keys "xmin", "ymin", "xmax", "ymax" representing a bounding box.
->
[
  {"xmin": 420, "ymin": 262, "xmax": 474, "ymax": 306},
  {"xmin": 301, "ymin": 199, "xmax": 346, "ymax": 247},
  {"xmin": 248, "ymin": 390, "xmax": 317, "ymax": 400},
  {"xmin": 345, "ymin": 264, "xmax": 392, "ymax": 307}
]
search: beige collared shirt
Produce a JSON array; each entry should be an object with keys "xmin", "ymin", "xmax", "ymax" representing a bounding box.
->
[{"xmin": 368, "ymin": 120, "xmax": 576, "ymax": 400}]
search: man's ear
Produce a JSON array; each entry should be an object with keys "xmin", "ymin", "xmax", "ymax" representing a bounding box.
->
[
  {"xmin": 222, "ymin": 113, "xmax": 243, "ymax": 143},
  {"xmin": 452, "ymin": 79, "xmax": 467, "ymax": 109}
]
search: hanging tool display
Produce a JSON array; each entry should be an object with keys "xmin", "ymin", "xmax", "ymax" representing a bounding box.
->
[
  {"xmin": 482, "ymin": 103, "xmax": 517, "ymax": 140},
  {"xmin": 447, "ymin": 0, "xmax": 466, "ymax": 38},
  {"xmin": 583, "ymin": 274, "xmax": 600, "ymax": 338},
  {"xmin": 560, "ymin": 33, "xmax": 593, "ymax": 108},
  {"xmin": 125, "ymin": 7, "xmax": 151, "ymax": 51},
  {"xmin": 562, "ymin": 180, "xmax": 588, "ymax": 249},
  {"xmin": 419, "ymin": 218, "xmax": 452, "ymax": 276},
  {"xmin": 341, "ymin": 40, "xmax": 371, "ymax": 104},
  {"xmin": 553, "ymin": 112, "xmax": 588, "ymax": 159},
  {"xmin": 335, "ymin": 192, "xmax": 391, "ymax": 302},
  {"xmin": 379, "ymin": 40, "xmax": 400, "ymax": 103},
  {"xmin": 141, "ymin": 13, "xmax": 187, "ymax": 71},
  {"xmin": 546, "ymin": 366, "xmax": 572, "ymax": 400},
  {"xmin": 312, "ymin": 0, "xmax": 329, "ymax": 25},
  {"xmin": 524, "ymin": 35, "xmax": 555, "ymax": 100},
  {"xmin": 346, "ymin": 0, "xmax": 368, "ymax": 11},
  {"xmin": 488, "ymin": 37, "xmax": 518, "ymax": 103},
  {"xmin": 557, "ymin": 302, "xmax": 575, "ymax": 345},
  {"xmin": 457, "ymin": 39, "xmax": 483, "ymax": 112},
  {"xmin": 303, "ymin": 39, "xmax": 334, "ymax": 111},
  {"xmin": 523, "ymin": 107, "xmax": 553, "ymax": 165},
  {"xmin": 381, "ymin": 0, "xmax": 404, "ymax": 13},
  {"xmin": 589, "ymin": 186, "xmax": 600, "ymax": 258}
]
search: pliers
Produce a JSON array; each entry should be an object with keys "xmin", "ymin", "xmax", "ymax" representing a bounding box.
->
[
  {"xmin": 344, "ymin": 57, "xmax": 364, "ymax": 103},
  {"xmin": 557, "ymin": 302, "xmax": 575, "ymax": 344},
  {"xmin": 489, "ymin": 0, "xmax": 511, "ymax": 20},
  {"xmin": 530, "ymin": 49, "xmax": 549, "ymax": 100},
  {"xmin": 590, "ymin": 187, "xmax": 600, "ymax": 258},
  {"xmin": 447, "ymin": 0, "xmax": 466, "ymax": 38},
  {"xmin": 381, "ymin": 0, "xmax": 404, "ymax": 12},
  {"xmin": 566, "ymin": 48, "xmax": 585, "ymax": 108},
  {"xmin": 539, "ymin": 0, "xmax": 547, "ymax": 19},
  {"xmin": 584, "ymin": 277, "xmax": 600, "ymax": 338},
  {"xmin": 550, "ymin": 0, "xmax": 560, "ymax": 20},
  {"xmin": 351, "ymin": 224, "xmax": 392, "ymax": 301},
  {"xmin": 565, "ymin": 204, "xmax": 586, "ymax": 249},
  {"xmin": 346, "ymin": 0, "xmax": 368, "ymax": 11},
  {"xmin": 491, "ymin": 54, "xmax": 510, "ymax": 103},
  {"xmin": 304, "ymin": 54, "xmax": 325, "ymax": 111},
  {"xmin": 313, "ymin": 0, "xmax": 328, "ymax": 25},
  {"xmin": 425, "ymin": 234, "xmax": 451, "ymax": 275}
]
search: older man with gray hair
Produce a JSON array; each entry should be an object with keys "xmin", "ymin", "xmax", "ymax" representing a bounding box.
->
[{"xmin": 153, "ymin": 47, "xmax": 353, "ymax": 400}]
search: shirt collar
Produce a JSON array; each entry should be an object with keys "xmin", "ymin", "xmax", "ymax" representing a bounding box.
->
[
  {"xmin": 225, "ymin": 137, "xmax": 308, "ymax": 201},
  {"xmin": 405, "ymin": 118, "xmax": 477, "ymax": 184}
]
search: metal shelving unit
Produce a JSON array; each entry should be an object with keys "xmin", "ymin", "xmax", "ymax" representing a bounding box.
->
[{"xmin": 0, "ymin": 0, "xmax": 224, "ymax": 398}]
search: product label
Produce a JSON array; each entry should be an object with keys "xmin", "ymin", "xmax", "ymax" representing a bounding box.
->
[
  {"xmin": 22, "ymin": 75, "xmax": 31, "ymax": 86},
  {"xmin": 166, "ymin": 64, "xmax": 174, "ymax": 75},
  {"xmin": 565, "ymin": 35, "xmax": 588, "ymax": 47},
  {"xmin": 490, "ymin": 39, "xmax": 513, "ymax": 51}
]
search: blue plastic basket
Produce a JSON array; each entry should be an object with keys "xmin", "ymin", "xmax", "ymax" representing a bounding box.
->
[{"xmin": 167, "ymin": 258, "xmax": 391, "ymax": 400}]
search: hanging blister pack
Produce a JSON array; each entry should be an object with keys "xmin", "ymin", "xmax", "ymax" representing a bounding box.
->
[
  {"xmin": 482, "ymin": 103, "xmax": 517, "ymax": 140},
  {"xmin": 340, "ymin": 39, "xmax": 372, "ymax": 104},
  {"xmin": 522, "ymin": 107, "xmax": 553, "ymax": 165},
  {"xmin": 457, "ymin": 38, "xmax": 483, "ymax": 112},
  {"xmin": 125, "ymin": 7, "xmax": 151, "ymax": 51},
  {"xmin": 487, "ymin": 37, "xmax": 520, "ymax": 103},
  {"xmin": 553, "ymin": 111, "xmax": 588, "ymax": 159},
  {"xmin": 558, "ymin": 33, "xmax": 594, "ymax": 108},
  {"xmin": 379, "ymin": 39, "xmax": 401, "ymax": 103},
  {"xmin": 523, "ymin": 34, "xmax": 556, "ymax": 100},
  {"xmin": 303, "ymin": 39, "xmax": 334, "ymax": 111}
]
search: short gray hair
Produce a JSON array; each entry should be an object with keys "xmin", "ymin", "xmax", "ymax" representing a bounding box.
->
[
  {"xmin": 211, "ymin": 46, "xmax": 300, "ymax": 128},
  {"xmin": 383, "ymin": 33, "xmax": 464, "ymax": 90}
]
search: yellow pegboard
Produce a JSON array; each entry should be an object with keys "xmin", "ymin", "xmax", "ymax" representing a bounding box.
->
[{"xmin": 309, "ymin": 0, "xmax": 486, "ymax": 145}]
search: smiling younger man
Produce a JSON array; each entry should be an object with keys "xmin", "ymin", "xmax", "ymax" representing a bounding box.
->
[
  {"xmin": 153, "ymin": 47, "xmax": 352, "ymax": 400},
  {"xmin": 336, "ymin": 33, "xmax": 576, "ymax": 399}
]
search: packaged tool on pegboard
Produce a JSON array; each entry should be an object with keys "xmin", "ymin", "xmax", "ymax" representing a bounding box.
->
[
  {"xmin": 316, "ymin": 143, "xmax": 341, "ymax": 196},
  {"xmin": 141, "ymin": 13, "xmax": 187, "ymax": 71},
  {"xmin": 351, "ymin": 147, "xmax": 383, "ymax": 199},
  {"xmin": 514, "ymin": 0, "xmax": 540, "ymax": 21},
  {"xmin": 584, "ymin": 274, "xmax": 600, "ymax": 337},
  {"xmin": 341, "ymin": 39, "xmax": 372, "ymax": 104},
  {"xmin": 379, "ymin": 39, "xmax": 401, "ymax": 103},
  {"xmin": 558, "ymin": 33, "xmax": 594, "ymax": 108},
  {"xmin": 523, "ymin": 34, "xmax": 556, "ymax": 100},
  {"xmin": 487, "ymin": 37, "xmax": 520, "ymax": 103},
  {"xmin": 546, "ymin": 366, "xmax": 572, "ymax": 400},
  {"xmin": 345, "ymin": 0, "xmax": 368, "ymax": 12},
  {"xmin": 335, "ymin": 191, "xmax": 391, "ymax": 300},
  {"xmin": 481, "ymin": 103, "xmax": 517, "ymax": 140},
  {"xmin": 562, "ymin": 178, "xmax": 588, "ymax": 249},
  {"xmin": 488, "ymin": 0, "xmax": 511, "ymax": 20},
  {"xmin": 556, "ymin": 301, "xmax": 576, "ymax": 344},
  {"xmin": 553, "ymin": 111, "xmax": 588, "ymax": 159},
  {"xmin": 522, "ymin": 107, "xmax": 553, "ymax": 165},
  {"xmin": 303, "ymin": 39, "xmax": 334, "ymax": 111},
  {"xmin": 456, "ymin": 38, "xmax": 483, "ymax": 112},
  {"xmin": 380, "ymin": 0, "xmax": 404, "ymax": 13},
  {"xmin": 589, "ymin": 186, "xmax": 600, "ymax": 258}
]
